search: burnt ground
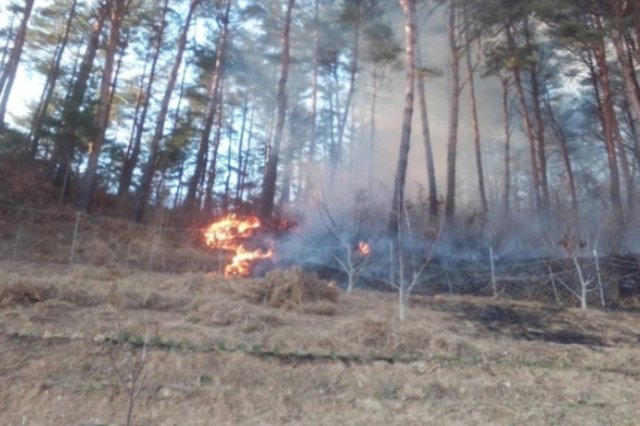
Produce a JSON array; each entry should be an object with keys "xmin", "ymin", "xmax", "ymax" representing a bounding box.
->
[{"xmin": 1, "ymin": 260, "xmax": 640, "ymax": 425}]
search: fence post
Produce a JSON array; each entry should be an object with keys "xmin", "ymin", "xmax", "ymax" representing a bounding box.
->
[
  {"xmin": 69, "ymin": 211, "xmax": 81, "ymax": 265},
  {"xmin": 148, "ymin": 221, "xmax": 162, "ymax": 271},
  {"xmin": 489, "ymin": 246, "xmax": 497, "ymax": 298},
  {"xmin": 12, "ymin": 224, "xmax": 21, "ymax": 261},
  {"xmin": 548, "ymin": 265, "xmax": 560, "ymax": 304}
]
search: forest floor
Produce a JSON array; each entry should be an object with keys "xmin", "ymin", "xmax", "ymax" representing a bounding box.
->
[{"xmin": 1, "ymin": 260, "xmax": 640, "ymax": 425}]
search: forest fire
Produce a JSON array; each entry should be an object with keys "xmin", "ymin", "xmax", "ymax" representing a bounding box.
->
[
  {"xmin": 203, "ymin": 214, "xmax": 273, "ymax": 277},
  {"xmin": 357, "ymin": 241, "xmax": 372, "ymax": 256}
]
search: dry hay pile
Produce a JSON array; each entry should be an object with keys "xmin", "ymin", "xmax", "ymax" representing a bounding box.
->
[
  {"xmin": 0, "ymin": 282, "xmax": 58, "ymax": 308},
  {"xmin": 237, "ymin": 267, "xmax": 339, "ymax": 315}
]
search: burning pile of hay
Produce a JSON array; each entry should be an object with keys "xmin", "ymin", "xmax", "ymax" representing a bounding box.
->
[{"xmin": 236, "ymin": 267, "xmax": 339, "ymax": 315}]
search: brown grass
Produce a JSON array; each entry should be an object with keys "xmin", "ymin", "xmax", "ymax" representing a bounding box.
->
[{"xmin": 1, "ymin": 261, "xmax": 640, "ymax": 425}]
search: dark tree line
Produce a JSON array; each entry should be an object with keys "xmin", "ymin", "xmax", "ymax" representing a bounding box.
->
[{"xmin": 0, "ymin": 0, "xmax": 638, "ymax": 235}]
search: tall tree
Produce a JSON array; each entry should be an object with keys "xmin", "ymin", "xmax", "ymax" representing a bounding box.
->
[
  {"xmin": 118, "ymin": 0, "xmax": 171, "ymax": 198},
  {"xmin": 28, "ymin": 0, "xmax": 79, "ymax": 159},
  {"xmin": 589, "ymin": 38, "xmax": 623, "ymax": 218},
  {"xmin": 51, "ymin": 2, "xmax": 109, "ymax": 199},
  {"xmin": 415, "ymin": 18, "xmax": 438, "ymax": 217},
  {"xmin": 185, "ymin": 0, "xmax": 232, "ymax": 209},
  {"xmin": 463, "ymin": 10, "xmax": 487, "ymax": 214},
  {"xmin": 500, "ymin": 75, "xmax": 512, "ymax": 212},
  {"xmin": 506, "ymin": 22, "xmax": 542, "ymax": 211},
  {"xmin": 444, "ymin": 2, "xmax": 461, "ymax": 223},
  {"xmin": 260, "ymin": 0, "xmax": 295, "ymax": 219},
  {"xmin": 136, "ymin": 0, "xmax": 201, "ymax": 221},
  {"xmin": 524, "ymin": 19, "xmax": 550, "ymax": 212},
  {"xmin": 0, "ymin": 0, "xmax": 35, "ymax": 131},
  {"xmin": 388, "ymin": 0, "xmax": 416, "ymax": 234},
  {"xmin": 77, "ymin": 0, "xmax": 131, "ymax": 211}
]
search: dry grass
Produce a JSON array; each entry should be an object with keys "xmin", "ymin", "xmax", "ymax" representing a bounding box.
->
[
  {"xmin": 234, "ymin": 267, "xmax": 339, "ymax": 312},
  {"xmin": 1, "ymin": 260, "xmax": 640, "ymax": 425}
]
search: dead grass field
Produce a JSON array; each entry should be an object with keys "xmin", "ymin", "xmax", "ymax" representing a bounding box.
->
[{"xmin": 1, "ymin": 260, "xmax": 640, "ymax": 425}]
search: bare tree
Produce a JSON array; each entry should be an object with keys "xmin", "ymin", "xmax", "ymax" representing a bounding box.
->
[
  {"xmin": 388, "ymin": 205, "xmax": 442, "ymax": 321},
  {"xmin": 314, "ymin": 192, "xmax": 374, "ymax": 292}
]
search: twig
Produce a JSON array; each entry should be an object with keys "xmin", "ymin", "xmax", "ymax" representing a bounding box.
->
[
  {"xmin": 69, "ymin": 211, "xmax": 81, "ymax": 265},
  {"xmin": 12, "ymin": 224, "xmax": 21, "ymax": 261}
]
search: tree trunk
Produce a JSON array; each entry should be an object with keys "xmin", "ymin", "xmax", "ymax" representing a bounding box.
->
[
  {"xmin": 613, "ymin": 29, "xmax": 640, "ymax": 169},
  {"xmin": 118, "ymin": 0, "xmax": 169, "ymax": 198},
  {"xmin": 0, "ymin": 0, "xmax": 35, "ymax": 130},
  {"xmin": 611, "ymin": 105, "xmax": 634, "ymax": 210},
  {"xmin": 328, "ymin": 65, "xmax": 340, "ymax": 170},
  {"xmin": 0, "ymin": 12, "xmax": 17, "ymax": 72},
  {"xmin": 234, "ymin": 97, "xmax": 249, "ymax": 206},
  {"xmin": 590, "ymin": 40, "xmax": 623, "ymax": 218},
  {"xmin": 542, "ymin": 87, "xmax": 578, "ymax": 213},
  {"xmin": 203, "ymin": 89, "xmax": 225, "ymax": 213},
  {"xmin": 77, "ymin": 0, "xmax": 129, "ymax": 211},
  {"xmin": 280, "ymin": 122, "xmax": 295, "ymax": 204},
  {"xmin": 506, "ymin": 24, "xmax": 541, "ymax": 211},
  {"xmin": 368, "ymin": 67, "xmax": 378, "ymax": 191},
  {"xmin": 29, "ymin": 0, "xmax": 78, "ymax": 159},
  {"xmin": 185, "ymin": 0, "xmax": 232, "ymax": 208},
  {"xmin": 135, "ymin": 0, "xmax": 200, "ymax": 222},
  {"xmin": 524, "ymin": 21, "xmax": 549, "ymax": 211},
  {"xmin": 308, "ymin": 0, "xmax": 320, "ymax": 163},
  {"xmin": 500, "ymin": 76, "xmax": 512, "ymax": 213},
  {"xmin": 260, "ymin": 0, "xmax": 295, "ymax": 219},
  {"xmin": 388, "ymin": 0, "xmax": 416, "ymax": 234},
  {"xmin": 118, "ymin": 54, "xmax": 150, "ymax": 196},
  {"xmin": 465, "ymin": 28, "xmax": 487, "ymax": 214},
  {"xmin": 237, "ymin": 104, "xmax": 255, "ymax": 207},
  {"xmin": 415, "ymin": 35, "xmax": 437, "ymax": 218},
  {"xmin": 222, "ymin": 126, "xmax": 234, "ymax": 211},
  {"xmin": 633, "ymin": 0, "xmax": 640, "ymax": 60},
  {"xmin": 444, "ymin": 4, "xmax": 460, "ymax": 223}
]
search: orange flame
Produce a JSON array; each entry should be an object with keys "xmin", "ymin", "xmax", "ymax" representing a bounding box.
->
[
  {"xmin": 357, "ymin": 241, "xmax": 372, "ymax": 256},
  {"xmin": 203, "ymin": 214, "xmax": 273, "ymax": 277}
]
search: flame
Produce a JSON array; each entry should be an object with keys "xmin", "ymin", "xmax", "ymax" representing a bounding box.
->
[
  {"xmin": 225, "ymin": 245, "xmax": 274, "ymax": 277},
  {"xmin": 357, "ymin": 241, "xmax": 371, "ymax": 256},
  {"xmin": 203, "ymin": 214, "xmax": 273, "ymax": 277}
]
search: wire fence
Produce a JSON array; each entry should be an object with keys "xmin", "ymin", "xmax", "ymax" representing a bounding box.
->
[
  {"xmin": 418, "ymin": 251, "xmax": 640, "ymax": 307},
  {"xmin": 1, "ymin": 204, "xmax": 639, "ymax": 308},
  {"xmin": 0, "ymin": 205, "xmax": 226, "ymax": 273}
]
